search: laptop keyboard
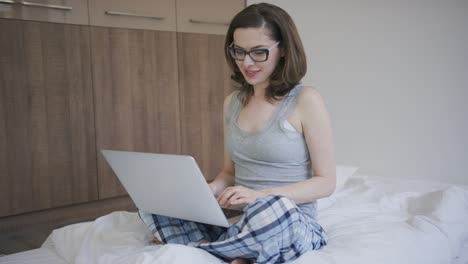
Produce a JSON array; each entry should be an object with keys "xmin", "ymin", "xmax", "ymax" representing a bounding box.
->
[{"xmin": 222, "ymin": 208, "xmax": 243, "ymax": 219}]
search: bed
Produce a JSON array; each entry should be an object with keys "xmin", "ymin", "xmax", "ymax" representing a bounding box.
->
[{"xmin": 2, "ymin": 169, "xmax": 468, "ymax": 264}]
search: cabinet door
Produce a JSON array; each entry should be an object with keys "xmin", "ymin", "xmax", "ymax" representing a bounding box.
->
[
  {"xmin": 177, "ymin": 32, "xmax": 235, "ymax": 181},
  {"xmin": 0, "ymin": 19, "xmax": 97, "ymax": 217},
  {"xmin": 91, "ymin": 27, "xmax": 180, "ymax": 198},
  {"xmin": 0, "ymin": 0, "xmax": 88, "ymax": 25},
  {"xmin": 176, "ymin": 0, "xmax": 244, "ymax": 35},
  {"xmin": 88, "ymin": 0, "xmax": 176, "ymax": 31}
]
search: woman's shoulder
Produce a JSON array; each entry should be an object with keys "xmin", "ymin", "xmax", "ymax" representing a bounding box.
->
[
  {"xmin": 224, "ymin": 90, "xmax": 240, "ymax": 106},
  {"xmin": 295, "ymin": 86, "xmax": 328, "ymax": 118},
  {"xmin": 223, "ymin": 90, "xmax": 241, "ymax": 113},
  {"xmin": 296, "ymin": 86, "xmax": 324, "ymax": 106}
]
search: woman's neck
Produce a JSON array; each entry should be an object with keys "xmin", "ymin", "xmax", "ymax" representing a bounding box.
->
[{"xmin": 252, "ymin": 82, "xmax": 268, "ymax": 97}]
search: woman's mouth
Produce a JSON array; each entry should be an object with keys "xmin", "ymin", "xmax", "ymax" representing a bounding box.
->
[{"xmin": 244, "ymin": 69, "xmax": 259, "ymax": 79}]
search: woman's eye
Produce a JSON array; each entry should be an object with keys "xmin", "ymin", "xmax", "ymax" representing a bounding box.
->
[
  {"xmin": 252, "ymin": 50, "xmax": 266, "ymax": 55},
  {"xmin": 235, "ymin": 49, "xmax": 245, "ymax": 56}
]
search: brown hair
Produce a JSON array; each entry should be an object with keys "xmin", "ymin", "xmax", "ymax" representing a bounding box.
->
[{"xmin": 225, "ymin": 3, "xmax": 307, "ymax": 104}]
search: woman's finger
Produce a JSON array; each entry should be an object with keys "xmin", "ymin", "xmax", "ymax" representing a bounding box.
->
[
  {"xmin": 218, "ymin": 187, "xmax": 238, "ymax": 206},
  {"xmin": 227, "ymin": 191, "xmax": 243, "ymax": 206}
]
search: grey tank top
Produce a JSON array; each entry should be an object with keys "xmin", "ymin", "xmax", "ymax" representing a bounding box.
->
[{"xmin": 226, "ymin": 84, "xmax": 317, "ymax": 220}]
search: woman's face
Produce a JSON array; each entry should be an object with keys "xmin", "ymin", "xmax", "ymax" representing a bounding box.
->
[{"xmin": 232, "ymin": 27, "xmax": 282, "ymax": 90}]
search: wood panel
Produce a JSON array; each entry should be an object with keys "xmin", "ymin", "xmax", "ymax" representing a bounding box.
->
[
  {"xmin": 176, "ymin": 0, "xmax": 244, "ymax": 35},
  {"xmin": 0, "ymin": 19, "xmax": 31, "ymax": 216},
  {"xmin": 88, "ymin": 0, "xmax": 176, "ymax": 31},
  {"xmin": 91, "ymin": 27, "xmax": 180, "ymax": 198},
  {"xmin": 0, "ymin": 0, "xmax": 89, "ymax": 25},
  {"xmin": 177, "ymin": 32, "xmax": 235, "ymax": 181},
  {"xmin": 0, "ymin": 19, "xmax": 97, "ymax": 217}
]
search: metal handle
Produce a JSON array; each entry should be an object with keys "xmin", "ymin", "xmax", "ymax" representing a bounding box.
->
[
  {"xmin": 0, "ymin": 0, "xmax": 16, "ymax": 4},
  {"xmin": 0, "ymin": 0, "xmax": 71, "ymax": 10},
  {"xmin": 105, "ymin": 11, "xmax": 164, "ymax": 20},
  {"xmin": 189, "ymin": 19, "xmax": 229, "ymax": 26},
  {"xmin": 19, "ymin": 1, "xmax": 72, "ymax": 10}
]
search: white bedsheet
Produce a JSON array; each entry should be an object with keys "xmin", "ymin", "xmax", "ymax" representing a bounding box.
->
[
  {"xmin": 0, "ymin": 247, "xmax": 67, "ymax": 264},
  {"xmin": 4, "ymin": 174, "xmax": 467, "ymax": 264}
]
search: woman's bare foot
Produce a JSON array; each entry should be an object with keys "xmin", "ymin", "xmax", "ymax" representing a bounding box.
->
[
  {"xmin": 151, "ymin": 237, "xmax": 162, "ymax": 245},
  {"xmin": 230, "ymin": 258, "xmax": 251, "ymax": 264}
]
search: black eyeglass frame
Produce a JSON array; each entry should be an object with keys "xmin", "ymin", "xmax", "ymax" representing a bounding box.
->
[{"xmin": 228, "ymin": 41, "xmax": 280, "ymax": 62}]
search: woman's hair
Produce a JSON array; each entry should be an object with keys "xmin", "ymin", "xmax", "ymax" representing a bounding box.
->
[{"xmin": 225, "ymin": 3, "xmax": 307, "ymax": 104}]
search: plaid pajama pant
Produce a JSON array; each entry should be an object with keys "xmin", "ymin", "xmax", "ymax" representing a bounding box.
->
[{"xmin": 138, "ymin": 195, "xmax": 327, "ymax": 264}]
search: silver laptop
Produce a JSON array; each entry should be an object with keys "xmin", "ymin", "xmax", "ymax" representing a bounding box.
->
[{"xmin": 101, "ymin": 150, "xmax": 241, "ymax": 227}]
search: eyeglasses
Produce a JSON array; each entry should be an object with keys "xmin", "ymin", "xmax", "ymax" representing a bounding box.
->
[{"xmin": 228, "ymin": 41, "xmax": 280, "ymax": 62}]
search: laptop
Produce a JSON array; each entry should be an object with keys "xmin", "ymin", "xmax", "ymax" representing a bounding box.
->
[{"xmin": 101, "ymin": 150, "xmax": 242, "ymax": 227}]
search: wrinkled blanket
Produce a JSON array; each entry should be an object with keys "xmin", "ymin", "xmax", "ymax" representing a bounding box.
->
[{"xmin": 43, "ymin": 175, "xmax": 468, "ymax": 264}]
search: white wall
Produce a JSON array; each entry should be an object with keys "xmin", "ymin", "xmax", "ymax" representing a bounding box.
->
[{"xmin": 248, "ymin": 0, "xmax": 468, "ymax": 184}]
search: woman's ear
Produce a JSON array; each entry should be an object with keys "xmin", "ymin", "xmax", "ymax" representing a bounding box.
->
[{"xmin": 280, "ymin": 47, "xmax": 285, "ymax": 57}]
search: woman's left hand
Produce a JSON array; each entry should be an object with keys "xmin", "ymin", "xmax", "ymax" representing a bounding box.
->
[{"xmin": 217, "ymin": 186, "xmax": 268, "ymax": 209}]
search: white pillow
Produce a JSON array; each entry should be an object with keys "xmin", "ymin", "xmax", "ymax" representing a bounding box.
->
[
  {"xmin": 317, "ymin": 165, "xmax": 359, "ymax": 210},
  {"xmin": 335, "ymin": 165, "xmax": 359, "ymax": 191}
]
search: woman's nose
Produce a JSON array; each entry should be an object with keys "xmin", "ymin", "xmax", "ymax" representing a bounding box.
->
[{"xmin": 242, "ymin": 54, "xmax": 255, "ymax": 67}]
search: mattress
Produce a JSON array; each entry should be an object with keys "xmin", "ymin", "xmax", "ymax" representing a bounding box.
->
[{"xmin": 1, "ymin": 173, "xmax": 467, "ymax": 264}]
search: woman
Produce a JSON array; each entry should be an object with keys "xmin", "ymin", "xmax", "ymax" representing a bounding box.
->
[{"xmin": 139, "ymin": 3, "xmax": 335, "ymax": 263}]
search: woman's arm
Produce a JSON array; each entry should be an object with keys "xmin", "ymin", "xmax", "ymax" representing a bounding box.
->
[
  {"xmin": 209, "ymin": 148, "xmax": 235, "ymax": 196},
  {"xmin": 264, "ymin": 87, "xmax": 336, "ymax": 204},
  {"xmin": 219, "ymin": 87, "xmax": 336, "ymax": 207},
  {"xmin": 208, "ymin": 92, "xmax": 236, "ymax": 196}
]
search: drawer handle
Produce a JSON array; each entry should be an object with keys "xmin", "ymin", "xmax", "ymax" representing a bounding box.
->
[
  {"xmin": 19, "ymin": 1, "xmax": 72, "ymax": 10},
  {"xmin": 105, "ymin": 11, "xmax": 164, "ymax": 20},
  {"xmin": 189, "ymin": 19, "xmax": 230, "ymax": 26},
  {"xmin": 0, "ymin": 0, "xmax": 15, "ymax": 5},
  {"xmin": 0, "ymin": 0, "xmax": 72, "ymax": 10}
]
